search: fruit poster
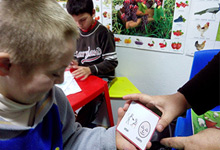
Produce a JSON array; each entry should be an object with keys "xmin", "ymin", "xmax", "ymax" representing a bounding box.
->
[
  {"xmin": 111, "ymin": 0, "xmax": 220, "ymax": 54},
  {"xmin": 57, "ymin": 0, "xmax": 220, "ymax": 55},
  {"xmin": 112, "ymin": 0, "xmax": 186, "ymax": 53}
]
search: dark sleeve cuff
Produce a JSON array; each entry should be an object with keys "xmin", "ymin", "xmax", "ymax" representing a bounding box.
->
[{"xmin": 89, "ymin": 65, "xmax": 98, "ymax": 75}]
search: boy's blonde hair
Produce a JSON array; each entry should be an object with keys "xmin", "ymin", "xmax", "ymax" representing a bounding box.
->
[{"xmin": 0, "ymin": 0, "xmax": 79, "ymax": 70}]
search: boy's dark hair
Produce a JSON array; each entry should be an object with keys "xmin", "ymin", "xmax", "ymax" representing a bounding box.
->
[{"xmin": 67, "ymin": 0, "xmax": 94, "ymax": 16}]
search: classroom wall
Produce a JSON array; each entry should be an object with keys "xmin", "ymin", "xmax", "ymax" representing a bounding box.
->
[
  {"xmin": 96, "ymin": 46, "xmax": 194, "ymax": 125},
  {"xmin": 115, "ymin": 46, "xmax": 194, "ymax": 95},
  {"xmin": 108, "ymin": 46, "xmax": 194, "ymax": 125}
]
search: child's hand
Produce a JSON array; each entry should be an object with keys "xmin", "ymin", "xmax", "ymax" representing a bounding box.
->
[
  {"xmin": 72, "ymin": 66, "xmax": 91, "ymax": 80},
  {"xmin": 116, "ymin": 106, "xmax": 137, "ymax": 150},
  {"xmin": 68, "ymin": 59, "xmax": 78, "ymax": 70},
  {"xmin": 70, "ymin": 59, "xmax": 78, "ymax": 66}
]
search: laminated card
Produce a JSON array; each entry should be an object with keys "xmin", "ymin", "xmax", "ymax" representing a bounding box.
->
[
  {"xmin": 56, "ymin": 71, "xmax": 81, "ymax": 95},
  {"xmin": 117, "ymin": 101, "xmax": 160, "ymax": 150}
]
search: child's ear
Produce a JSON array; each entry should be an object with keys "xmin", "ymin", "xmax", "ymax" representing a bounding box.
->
[
  {"xmin": 0, "ymin": 52, "xmax": 11, "ymax": 76},
  {"xmin": 92, "ymin": 9, "xmax": 96, "ymax": 18}
]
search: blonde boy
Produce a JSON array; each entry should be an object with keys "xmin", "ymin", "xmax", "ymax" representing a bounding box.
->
[{"xmin": 0, "ymin": 0, "xmax": 135, "ymax": 149}]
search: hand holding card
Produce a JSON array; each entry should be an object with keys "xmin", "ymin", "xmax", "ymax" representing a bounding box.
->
[{"xmin": 117, "ymin": 101, "xmax": 160, "ymax": 150}]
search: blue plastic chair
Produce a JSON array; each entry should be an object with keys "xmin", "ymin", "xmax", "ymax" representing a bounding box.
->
[{"xmin": 172, "ymin": 49, "xmax": 220, "ymax": 150}]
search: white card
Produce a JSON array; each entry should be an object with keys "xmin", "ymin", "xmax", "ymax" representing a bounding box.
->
[
  {"xmin": 117, "ymin": 101, "xmax": 160, "ymax": 150},
  {"xmin": 56, "ymin": 71, "xmax": 81, "ymax": 95}
]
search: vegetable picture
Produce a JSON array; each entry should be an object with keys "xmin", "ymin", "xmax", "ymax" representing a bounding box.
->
[
  {"xmin": 135, "ymin": 39, "xmax": 143, "ymax": 45},
  {"xmin": 176, "ymin": 1, "xmax": 189, "ymax": 8},
  {"xmin": 124, "ymin": 37, "xmax": 131, "ymax": 44},
  {"xmin": 95, "ymin": 5, "xmax": 100, "ymax": 12},
  {"xmin": 171, "ymin": 42, "xmax": 177, "ymax": 49},
  {"xmin": 148, "ymin": 41, "xmax": 154, "ymax": 47},
  {"xmin": 106, "ymin": 23, "xmax": 111, "ymax": 30},
  {"xmin": 159, "ymin": 40, "xmax": 167, "ymax": 48},
  {"xmin": 173, "ymin": 30, "xmax": 184, "ymax": 36},
  {"xmin": 112, "ymin": 0, "xmax": 175, "ymax": 39},
  {"xmin": 171, "ymin": 42, "xmax": 182, "ymax": 50},
  {"xmin": 103, "ymin": 11, "xmax": 107, "ymax": 18},
  {"xmin": 95, "ymin": 16, "xmax": 100, "ymax": 20},
  {"xmin": 119, "ymin": 0, "xmax": 156, "ymax": 30},
  {"xmin": 114, "ymin": 37, "xmax": 121, "ymax": 42},
  {"xmin": 176, "ymin": 42, "xmax": 182, "ymax": 49},
  {"xmin": 174, "ymin": 15, "xmax": 186, "ymax": 22},
  {"xmin": 106, "ymin": 25, "xmax": 110, "ymax": 29}
]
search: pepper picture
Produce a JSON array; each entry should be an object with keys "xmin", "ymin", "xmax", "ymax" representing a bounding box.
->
[{"xmin": 124, "ymin": 37, "xmax": 132, "ymax": 44}]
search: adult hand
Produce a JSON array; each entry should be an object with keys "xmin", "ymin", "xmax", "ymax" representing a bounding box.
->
[
  {"xmin": 123, "ymin": 93, "xmax": 190, "ymax": 133},
  {"xmin": 72, "ymin": 66, "xmax": 91, "ymax": 80},
  {"xmin": 160, "ymin": 128, "xmax": 220, "ymax": 150}
]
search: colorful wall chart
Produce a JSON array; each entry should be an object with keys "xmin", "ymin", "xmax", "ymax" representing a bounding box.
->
[
  {"xmin": 93, "ymin": 0, "xmax": 113, "ymax": 30},
  {"xmin": 184, "ymin": 0, "xmax": 220, "ymax": 56},
  {"xmin": 112, "ymin": 0, "xmax": 185, "ymax": 54},
  {"xmin": 57, "ymin": 0, "xmax": 220, "ymax": 55},
  {"xmin": 111, "ymin": 0, "xmax": 220, "ymax": 55}
]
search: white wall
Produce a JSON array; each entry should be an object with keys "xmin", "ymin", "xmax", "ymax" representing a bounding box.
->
[
  {"xmin": 115, "ymin": 46, "xmax": 194, "ymax": 95},
  {"xmin": 95, "ymin": 46, "xmax": 194, "ymax": 125},
  {"xmin": 110, "ymin": 47, "xmax": 193, "ymax": 124}
]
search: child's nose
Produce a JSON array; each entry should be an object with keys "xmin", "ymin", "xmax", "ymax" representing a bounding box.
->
[{"xmin": 76, "ymin": 22, "xmax": 81, "ymax": 28}]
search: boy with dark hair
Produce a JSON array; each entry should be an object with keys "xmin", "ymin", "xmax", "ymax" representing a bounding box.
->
[
  {"xmin": 66, "ymin": 0, "xmax": 118, "ymax": 80},
  {"xmin": 0, "ymin": 0, "xmax": 136, "ymax": 149},
  {"xmin": 66, "ymin": 0, "xmax": 118, "ymax": 127}
]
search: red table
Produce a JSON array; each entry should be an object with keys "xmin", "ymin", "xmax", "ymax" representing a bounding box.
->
[{"xmin": 67, "ymin": 75, "xmax": 114, "ymax": 127}]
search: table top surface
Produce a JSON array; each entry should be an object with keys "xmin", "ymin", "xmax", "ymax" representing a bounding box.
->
[
  {"xmin": 67, "ymin": 75, "xmax": 107, "ymax": 110},
  {"xmin": 109, "ymin": 77, "xmax": 141, "ymax": 98}
]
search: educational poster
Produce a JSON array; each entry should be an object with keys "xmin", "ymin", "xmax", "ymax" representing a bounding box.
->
[
  {"xmin": 112, "ymin": 0, "xmax": 220, "ymax": 55},
  {"xmin": 184, "ymin": 0, "xmax": 220, "ymax": 56},
  {"xmin": 56, "ymin": 0, "xmax": 220, "ymax": 55},
  {"xmin": 93, "ymin": 0, "xmax": 113, "ymax": 30},
  {"xmin": 112, "ymin": 0, "xmax": 186, "ymax": 54}
]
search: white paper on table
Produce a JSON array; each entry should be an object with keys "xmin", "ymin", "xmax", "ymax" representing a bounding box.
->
[
  {"xmin": 56, "ymin": 71, "xmax": 81, "ymax": 95},
  {"xmin": 117, "ymin": 101, "xmax": 160, "ymax": 150}
]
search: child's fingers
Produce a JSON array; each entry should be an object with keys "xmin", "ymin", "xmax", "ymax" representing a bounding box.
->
[
  {"xmin": 123, "ymin": 100, "xmax": 132, "ymax": 110},
  {"xmin": 117, "ymin": 107, "xmax": 126, "ymax": 126}
]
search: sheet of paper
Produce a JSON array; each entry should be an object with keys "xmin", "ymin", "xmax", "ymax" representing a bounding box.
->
[
  {"xmin": 56, "ymin": 71, "xmax": 81, "ymax": 95},
  {"xmin": 117, "ymin": 101, "xmax": 160, "ymax": 150}
]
